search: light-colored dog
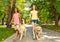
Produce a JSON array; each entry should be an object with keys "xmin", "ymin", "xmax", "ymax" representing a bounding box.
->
[
  {"xmin": 34, "ymin": 26, "xmax": 42, "ymax": 40},
  {"xmin": 18, "ymin": 24, "xmax": 27, "ymax": 40}
]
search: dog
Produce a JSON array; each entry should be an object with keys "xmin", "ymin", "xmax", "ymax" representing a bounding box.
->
[
  {"xmin": 34, "ymin": 26, "xmax": 42, "ymax": 40},
  {"xmin": 18, "ymin": 24, "xmax": 27, "ymax": 40}
]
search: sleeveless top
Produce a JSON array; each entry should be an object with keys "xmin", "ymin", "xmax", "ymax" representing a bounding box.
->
[{"xmin": 13, "ymin": 13, "xmax": 20, "ymax": 23}]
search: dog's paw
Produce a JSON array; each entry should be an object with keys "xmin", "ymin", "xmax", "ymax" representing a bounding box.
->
[
  {"xmin": 19, "ymin": 38, "xmax": 22, "ymax": 40},
  {"xmin": 33, "ymin": 38, "xmax": 36, "ymax": 40},
  {"xmin": 33, "ymin": 36, "xmax": 36, "ymax": 40}
]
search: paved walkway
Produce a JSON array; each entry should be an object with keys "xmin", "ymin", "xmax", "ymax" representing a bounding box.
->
[{"xmin": 3, "ymin": 24, "xmax": 60, "ymax": 42}]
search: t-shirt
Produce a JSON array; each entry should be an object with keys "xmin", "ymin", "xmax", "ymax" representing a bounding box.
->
[{"xmin": 30, "ymin": 10, "xmax": 38, "ymax": 20}]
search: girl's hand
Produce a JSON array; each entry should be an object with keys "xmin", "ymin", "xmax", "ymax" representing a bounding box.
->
[
  {"xmin": 9, "ymin": 22, "xmax": 11, "ymax": 25},
  {"xmin": 38, "ymin": 18, "xmax": 40, "ymax": 21},
  {"xmin": 10, "ymin": 19, "xmax": 13, "ymax": 25}
]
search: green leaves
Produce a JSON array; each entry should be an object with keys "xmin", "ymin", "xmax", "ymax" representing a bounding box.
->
[
  {"xmin": 31, "ymin": 1, "xmax": 52, "ymax": 22},
  {"xmin": 0, "ymin": 0, "xmax": 60, "ymax": 24},
  {"xmin": 30, "ymin": 0, "xmax": 60, "ymax": 23},
  {"xmin": 54, "ymin": 1, "xmax": 60, "ymax": 14},
  {"xmin": 0, "ymin": 0, "xmax": 8, "ymax": 21}
]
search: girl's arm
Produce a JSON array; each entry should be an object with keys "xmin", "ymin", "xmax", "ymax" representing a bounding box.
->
[
  {"xmin": 19, "ymin": 13, "xmax": 22, "ymax": 22},
  {"xmin": 30, "ymin": 11, "xmax": 32, "ymax": 19},
  {"xmin": 37, "ymin": 11, "xmax": 40, "ymax": 21},
  {"xmin": 30, "ymin": 14, "xmax": 32, "ymax": 19}
]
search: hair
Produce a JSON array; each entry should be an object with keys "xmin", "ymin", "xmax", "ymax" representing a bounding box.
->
[
  {"xmin": 31, "ymin": 4, "xmax": 37, "ymax": 10},
  {"xmin": 13, "ymin": 7, "xmax": 19, "ymax": 13}
]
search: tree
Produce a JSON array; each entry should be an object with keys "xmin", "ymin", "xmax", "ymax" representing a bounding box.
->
[
  {"xmin": 50, "ymin": 0, "xmax": 59, "ymax": 26},
  {"xmin": 31, "ymin": 1, "xmax": 52, "ymax": 22},
  {"xmin": 6, "ymin": 0, "xmax": 16, "ymax": 28},
  {"xmin": 0, "ymin": 0, "xmax": 8, "ymax": 25},
  {"xmin": 30, "ymin": 0, "xmax": 60, "ymax": 25}
]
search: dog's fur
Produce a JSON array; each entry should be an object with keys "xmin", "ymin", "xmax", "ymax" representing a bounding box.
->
[
  {"xmin": 18, "ymin": 24, "xmax": 27, "ymax": 40},
  {"xmin": 34, "ymin": 26, "xmax": 42, "ymax": 40}
]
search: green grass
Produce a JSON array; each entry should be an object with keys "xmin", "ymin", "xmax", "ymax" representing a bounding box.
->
[
  {"xmin": 41, "ymin": 25, "xmax": 60, "ymax": 32},
  {"xmin": 0, "ymin": 25, "xmax": 15, "ymax": 42}
]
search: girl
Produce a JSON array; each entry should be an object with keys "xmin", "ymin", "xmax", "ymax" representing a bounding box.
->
[
  {"xmin": 30, "ymin": 5, "xmax": 39, "ymax": 39},
  {"xmin": 11, "ymin": 8, "xmax": 21, "ymax": 41}
]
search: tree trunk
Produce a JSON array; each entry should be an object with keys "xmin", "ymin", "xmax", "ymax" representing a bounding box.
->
[
  {"xmin": 55, "ymin": 13, "xmax": 59, "ymax": 26},
  {"xmin": 50, "ymin": 5, "xmax": 59, "ymax": 26},
  {"xmin": 6, "ymin": 0, "xmax": 11, "ymax": 28},
  {"xmin": 1, "ymin": 14, "xmax": 5, "ymax": 25},
  {"xmin": 6, "ymin": 0, "xmax": 16, "ymax": 28},
  {"xmin": 2, "ymin": 19, "xmax": 4, "ymax": 25},
  {"xmin": 11, "ymin": 0, "xmax": 16, "ymax": 19}
]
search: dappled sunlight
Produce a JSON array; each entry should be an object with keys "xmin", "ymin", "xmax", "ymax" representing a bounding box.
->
[
  {"xmin": 25, "ymin": 24, "xmax": 32, "ymax": 27},
  {"xmin": 43, "ymin": 35, "xmax": 60, "ymax": 39},
  {"xmin": 0, "ymin": 25, "xmax": 6, "ymax": 28},
  {"xmin": 55, "ymin": 40, "xmax": 60, "ymax": 42}
]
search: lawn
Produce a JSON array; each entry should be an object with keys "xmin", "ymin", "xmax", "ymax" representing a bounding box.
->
[
  {"xmin": 41, "ymin": 25, "xmax": 60, "ymax": 32},
  {"xmin": 0, "ymin": 25, "xmax": 15, "ymax": 42}
]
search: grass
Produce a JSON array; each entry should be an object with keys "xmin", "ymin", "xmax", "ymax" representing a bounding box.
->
[
  {"xmin": 0, "ymin": 25, "xmax": 15, "ymax": 42},
  {"xmin": 41, "ymin": 25, "xmax": 60, "ymax": 32}
]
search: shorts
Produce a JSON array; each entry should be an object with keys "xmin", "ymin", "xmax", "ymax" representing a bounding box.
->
[
  {"xmin": 14, "ymin": 22, "xmax": 20, "ymax": 25},
  {"xmin": 32, "ymin": 20, "xmax": 37, "ymax": 23}
]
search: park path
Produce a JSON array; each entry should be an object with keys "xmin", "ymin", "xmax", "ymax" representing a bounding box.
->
[{"xmin": 3, "ymin": 24, "xmax": 60, "ymax": 42}]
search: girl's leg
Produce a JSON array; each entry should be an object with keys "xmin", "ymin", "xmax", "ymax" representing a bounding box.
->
[
  {"xmin": 32, "ymin": 22, "xmax": 36, "ymax": 39},
  {"xmin": 33, "ymin": 22, "xmax": 37, "ymax": 39},
  {"xmin": 13, "ymin": 25, "xmax": 19, "ymax": 40},
  {"xmin": 16, "ymin": 25, "xmax": 20, "ymax": 37},
  {"xmin": 34, "ymin": 22, "xmax": 37, "ymax": 28},
  {"xmin": 13, "ymin": 30, "xmax": 19, "ymax": 41}
]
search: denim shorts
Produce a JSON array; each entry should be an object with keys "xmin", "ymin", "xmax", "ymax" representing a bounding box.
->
[{"xmin": 32, "ymin": 20, "xmax": 37, "ymax": 23}]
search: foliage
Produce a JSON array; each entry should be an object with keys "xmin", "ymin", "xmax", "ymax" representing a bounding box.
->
[
  {"xmin": 31, "ymin": 1, "xmax": 53, "ymax": 22},
  {"xmin": 31, "ymin": 0, "xmax": 60, "ymax": 23},
  {"xmin": 41, "ymin": 25, "xmax": 60, "ymax": 32},
  {"xmin": 0, "ymin": 0, "xmax": 7, "ymax": 21},
  {"xmin": 54, "ymin": 1, "xmax": 60, "ymax": 14},
  {"xmin": 0, "ymin": 0, "xmax": 60, "ymax": 24},
  {"xmin": 0, "ymin": 25, "xmax": 14, "ymax": 42}
]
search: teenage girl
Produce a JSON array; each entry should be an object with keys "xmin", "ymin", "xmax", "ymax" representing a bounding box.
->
[
  {"xmin": 30, "ymin": 5, "xmax": 39, "ymax": 39},
  {"xmin": 11, "ymin": 8, "xmax": 21, "ymax": 41}
]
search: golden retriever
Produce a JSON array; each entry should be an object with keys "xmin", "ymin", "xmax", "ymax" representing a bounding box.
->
[
  {"xmin": 18, "ymin": 24, "xmax": 27, "ymax": 40},
  {"xmin": 34, "ymin": 26, "xmax": 42, "ymax": 40}
]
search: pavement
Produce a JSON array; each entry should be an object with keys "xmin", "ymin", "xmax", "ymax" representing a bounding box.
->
[{"xmin": 3, "ymin": 24, "xmax": 60, "ymax": 42}]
